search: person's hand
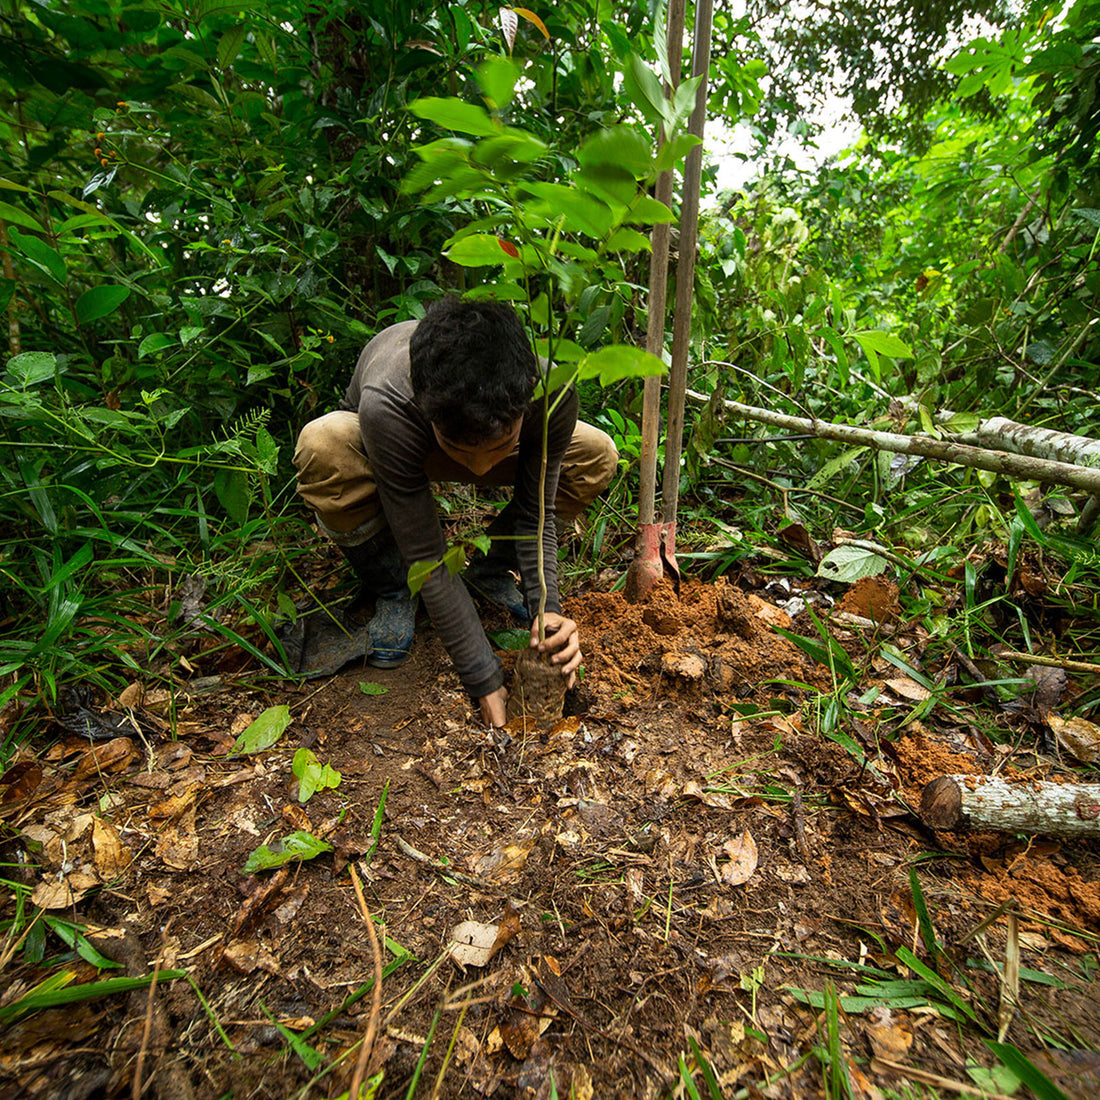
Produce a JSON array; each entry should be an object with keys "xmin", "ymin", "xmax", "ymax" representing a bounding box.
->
[
  {"xmin": 530, "ymin": 612, "xmax": 581, "ymax": 688},
  {"xmin": 478, "ymin": 686, "xmax": 508, "ymax": 727}
]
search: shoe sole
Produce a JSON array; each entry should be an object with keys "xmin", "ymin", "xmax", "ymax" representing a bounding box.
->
[{"xmin": 367, "ymin": 653, "xmax": 411, "ymax": 669}]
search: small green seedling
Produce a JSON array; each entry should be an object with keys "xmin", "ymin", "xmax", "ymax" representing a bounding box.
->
[{"xmin": 292, "ymin": 747, "xmax": 341, "ymax": 802}]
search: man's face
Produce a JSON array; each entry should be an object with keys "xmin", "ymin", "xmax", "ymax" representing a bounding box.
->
[{"xmin": 432, "ymin": 418, "xmax": 523, "ymax": 476}]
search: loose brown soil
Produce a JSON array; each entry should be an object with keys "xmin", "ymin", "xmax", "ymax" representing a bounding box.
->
[{"xmin": 2, "ymin": 576, "xmax": 1099, "ymax": 1099}]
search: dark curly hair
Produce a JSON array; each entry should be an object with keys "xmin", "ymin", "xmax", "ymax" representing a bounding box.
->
[{"xmin": 409, "ymin": 297, "xmax": 537, "ymax": 444}]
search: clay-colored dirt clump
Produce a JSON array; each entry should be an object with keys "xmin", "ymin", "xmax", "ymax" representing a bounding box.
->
[
  {"xmin": 836, "ymin": 575, "xmax": 901, "ymax": 624},
  {"xmin": 569, "ymin": 576, "xmax": 828, "ymax": 703}
]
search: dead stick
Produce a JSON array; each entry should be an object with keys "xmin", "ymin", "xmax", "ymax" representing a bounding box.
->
[
  {"xmin": 922, "ymin": 775, "xmax": 1100, "ymax": 838},
  {"xmin": 348, "ymin": 865, "xmax": 384, "ymax": 1099},
  {"xmin": 873, "ymin": 1057, "xmax": 1018, "ymax": 1100},
  {"xmin": 996, "ymin": 650, "xmax": 1100, "ymax": 675},
  {"xmin": 132, "ymin": 954, "xmax": 162, "ymax": 1100}
]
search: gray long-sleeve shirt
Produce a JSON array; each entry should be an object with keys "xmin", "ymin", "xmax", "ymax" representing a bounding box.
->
[{"xmin": 340, "ymin": 320, "xmax": 577, "ymax": 700}]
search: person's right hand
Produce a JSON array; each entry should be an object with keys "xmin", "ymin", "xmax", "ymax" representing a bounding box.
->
[{"xmin": 478, "ymin": 686, "xmax": 508, "ymax": 728}]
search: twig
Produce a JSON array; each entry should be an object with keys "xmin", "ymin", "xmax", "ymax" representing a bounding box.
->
[
  {"xmin": 348, "ymin": 864, "xmax": 384, "ymax": 1100},
  {"xmin": 995, "ymin": 650, "xmax": 1100, "ymax": 675},
  {"xmin": 393, "ymin": 834, "xmax": 507, "ymax": 895},
  {"xmin": 133, "ymin": 953, "xmax": 163, "ymax": 1100},
  {"xmin": 872, "ymin": 1057, "xmax": 1018, "ymax": 1100}
]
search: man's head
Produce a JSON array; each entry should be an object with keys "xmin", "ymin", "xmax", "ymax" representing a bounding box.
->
[{"xmin": 409, "ymin": 297, "xmax": 536, "ymax": 446}]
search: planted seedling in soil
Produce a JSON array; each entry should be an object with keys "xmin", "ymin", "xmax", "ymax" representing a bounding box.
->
[{"xmin": 404, "ymin": 50, "xmax": 697, "ymax": 723}]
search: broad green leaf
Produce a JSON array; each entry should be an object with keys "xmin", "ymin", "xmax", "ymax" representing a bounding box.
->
[
  {"xmin": 668, "ymin": 74, "xmax": 704, "ymax": 132},
  {"xmin": 464, "ymin": 280, "xmax": 528, "ymax": 301},
  {"xmin": 4, "ymin": 351, "xmax": 57, "ymax": 387},
  {"xmin": 138, "ymin": 333, "xmax": 177, "ymax": 358},
  {"xmin": 242, "ymin": 831, "xmax": 332, "ymax": 873},
  {"xmin": 487, "ymin": 627, "xmax": 530, "ymax": 650},
  {"xmin": 625, "ymin": 195, "xmax": 673, "ymax": 225},
  {"xmin": 521, "ymin": 182, "xmax": 613, "ymax": 238},
  {"xmin": 577, "ymin": 125, "xmax": 653, "ymax": 178},
  {"xmin": 256, "ymin": 425, "xmax": 279, "ymax": 474},
  {"xmin": 626, "ymin": 54, "xmax": 669, "ymax": 125},
  {"xmin": 852, "ymin": 329, "xmax": 912, "ymax": 359},
  {"xmin": 444, "ymin": 233, "xmax": 509, "ymax": 267},
  {"xmin": 232, "ymin": 705, "xmax": 291, "ymax": 754},
  {"xmin": 817, "ymin": 545, "xmax": 890, "ymax": 583},
  {"xmin": 577, "ymin": 345, "xmax": 666, "ymax": 386},
  {"xmin": 654, "ymin": 132, "xmax": 702, "ymax": 173},
  {"xmin": 985, "ymin": 1042, "xmax": 1068, "ymax": 1100},
  {"xmin": 535, "ymin": 337, "xmax": 585, "ymax": 362},
  {"xmin": 217, "ymin": 25, "xmax": 247, "ymax": 68},
  {"xmin": 9, "ymin": 229, "xmax": 66, "ymax": 283},
  {"xmin": 0, "ymin": 200, "xmax": 41, "ymax": 231},
  {"xmin": 358, "ymin": 681, "xmax": 389, "ymax": 695},
  {"xmin": 944, "ymin": 411, "xmax": 980, "ymax": 433},
  {"xmin": 213, "ymin": 467, "xmax": 249, "ymax": 523},
  {"xmin": 76, "ymin": 285, "xmax": 130, "ymax": 325},
  {"xmin": 179, "ymin": 325, "xmax": 204, "ymax": 345},
  {"xmin": 407, "ymin": 558, "xmax": 440, "ymax": 595},
  {"xmin": 477, "ymin": 55, "xmax": 519, "ymax": 110},
  {"xmin": 604, "ymin": 227, "xmax": 652, "ymax": 253},
  {"xmin": 292, "ymin": 748, "xmax": 342, "ymax": 802},
  {"xmin": 472, "ymin": 131, "xmax": 547, "ymax": 169},
  {"xmin": 409, "ymin": 97, "xmax": 498, "ymax": 137}
]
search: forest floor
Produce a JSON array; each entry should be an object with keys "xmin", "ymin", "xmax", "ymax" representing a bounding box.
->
[{"xmin": 2, "ymin": 550, "xmax": 1100, "ymax": 1100}]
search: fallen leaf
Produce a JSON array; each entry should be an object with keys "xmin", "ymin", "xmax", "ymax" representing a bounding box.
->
[
  {"xmin": 157, "ymin": 806, "xmax": 199, "ymax": 870},
  {"xmin": 470, "ymin": 840, "xmax": 534, "ymax": 881},
  {"xmin": 721, "ymin": 830, "xmax": 758, "ymax": 886},
  {"xmin": 571, "ymin": 1065, "xmax": 594, "ymax": 1100},
  {"xmin": 31, "ymin": 871, "xmax": 99, "ymax": 909},
  {"xmin": 866, "ymin": 1006, "xmax": 913, "ymax": 1059},
  {"xmin": 0, "ymin": 761, "xmax": 43, "ymax": 811},
  {"xmin": 73, "ymin": 737, "xmax": 136, "ymax": 779},
  {"xmin": 232, "ymin": 705, "xmax": 292, "ymax": 754},
  {"xmin": 221, "ymin": 939, "xmax": 282, "ymax": 976},
  {"xmin": 117, "ymin": 682, "xmax": 144, "ymax": 709},
  {"xmin": 1048, "ymin": 713, "xmax": 1100, "ymax": 765},
  {"xmin": 884, "ymin": 677, "xmax": 931, "ymax": 702},
  {"xmin": 448, "ymin": 920, "xmax": 500, "ymax": 968},
  {"xmin": 92, "ymin": 816, "xmax": 133, "ymax": 878},
  {"xmin": 147, "ymin": 884, "xmax": 172, "ymax": 906},
  {"xmin": 683, "ymin": 780, "xmax": 733, "ymax": 810}
]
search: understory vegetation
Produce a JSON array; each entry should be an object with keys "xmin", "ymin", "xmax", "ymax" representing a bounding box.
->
[{"xmin": 1, "ymin": 0, "xmax": 1099, "ymax": 1095}]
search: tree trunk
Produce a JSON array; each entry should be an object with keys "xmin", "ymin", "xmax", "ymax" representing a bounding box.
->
[
  {"xmin": 921, "ymin": 775, "xmax": 1100, "ymax": 839},
  {"xmin": 686, "ymin": 390, "xmax": 1100, "ymax": 496},
  {"xmin": 950, "ymin": 416, "xmax": 1100, "ymax": 468}
]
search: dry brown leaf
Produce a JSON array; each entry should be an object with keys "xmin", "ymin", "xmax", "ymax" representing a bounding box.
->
[
  {"xmin": 866, "ymin": 1006, "xmax": 914, "ymax": 1059},
  {"xmin": 884, "ymin": 677, "xmax": 931, "ymax": 702},
  {"xmin": 221, "ymin": 939, "xmax": 282, "ymax": 976},
  {"xmin": 1048, "ymin": 713, "xmax": 1100, "ymax": 765},
  {"xmin": 148, "ymin": 789, "xmax": 198, "ymax": 822},
  {"xmin": 470, "ymin": 840, "xmax": 534, "ymax": 882},
  {"xmin": 92, "ymin": 816, "xmax": 133, "ymax": 878},
  {"xmin": 156, "ymin": 805, "xmax": 199, "ymax": 870},
  {"xmin": 146, "ymin": 884, "xmax": 172, "ymax": 906},
  {"xmin": 721, "ymin": 830, "xmax": 758, "ymax": 886},
  {"xmin": 0, "ymin": 762, "xmax": 43, "ymax": 813},
  {"xmin": 448, "ymin": 920, "xmax": 499, "ymax": 968},
  {"xmin": 683, "ymin": 780, "xmax": 733, "ymax": 810},
  {"xmin": 73, "ymin": 737, "xmax": 136, "ymax": 779},
  {"xmin": 117, "ymin": 682, "xmax": 144, "ymax": 709},
  {"xmin": 31, "ymin": 871, "xmax": 99, "ymax": 910},
  {"xmin": 571, "ymin": 1065, "xmax": 594, "ymax": 1100}
]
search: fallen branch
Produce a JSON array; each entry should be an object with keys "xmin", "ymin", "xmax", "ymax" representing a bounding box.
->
[
  {"xmin": 921, "ymin": 775, "xmax": 1100, "ymax": 838},
  {"xmin": 995, "ymin": 650, "xmax": 1100, "ymax": 676},
  {"xmin": 685, "ymin": 390, "xmax": 1100, "ymax": 495}
]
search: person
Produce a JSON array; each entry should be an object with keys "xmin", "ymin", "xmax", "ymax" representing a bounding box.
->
[{"xmin": 292, "ymin": 297, "xmax": 618, "ymax": 727}]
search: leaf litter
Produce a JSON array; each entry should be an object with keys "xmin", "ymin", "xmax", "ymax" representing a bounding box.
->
[{"xmin": 0, "ymin": 573, "xmax": 1097, "ymax": 1098}]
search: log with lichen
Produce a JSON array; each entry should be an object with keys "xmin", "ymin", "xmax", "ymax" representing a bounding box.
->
[{"xmin": 921, "ymin": 775, "xmax": 1100, "ymax": 839}]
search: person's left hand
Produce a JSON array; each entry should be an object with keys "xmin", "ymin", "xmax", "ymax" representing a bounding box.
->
[{"xmin": 530, "ymin": 612, "xmax": 581, "ymax": 688}]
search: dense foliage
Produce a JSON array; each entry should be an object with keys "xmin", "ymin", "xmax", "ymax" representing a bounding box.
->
[{"xmin": 1, "ymin": 0, "xmax": 1098, "ymax": 732}]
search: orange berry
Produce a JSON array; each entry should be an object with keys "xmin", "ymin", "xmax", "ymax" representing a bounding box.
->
[
  {"xmin": 94, "ymin": 147, "xmax": 102, "ymax": 156},
  {"xmin": 100, "ymin": 157, "xmax": 109, "ymax": 167},
  {"xmin": 96, "ymin": 131, "xmax": 104, "ymax": 140}
]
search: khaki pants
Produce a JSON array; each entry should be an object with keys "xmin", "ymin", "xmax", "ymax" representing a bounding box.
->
[{"xmin": 293, "ymin": 411, "xmax": 618, "ymax": 545}]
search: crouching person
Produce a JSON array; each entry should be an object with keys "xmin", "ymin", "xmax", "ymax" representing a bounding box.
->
[{"xmin": 292, "ymin": 297, "xmax": 618, "ymax": 727}]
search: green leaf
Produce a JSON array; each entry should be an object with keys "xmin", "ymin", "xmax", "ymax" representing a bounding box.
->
[
  {"xmin": 625, "ymin": 195, "xmax": 673, "ymax": 225},
  {"xmin": 409, "ymin": 97, "xmax": 498, "ymax": 137},
  {"xmin": 577, "ymin": 345, "xmax": 666, "ymax": 386},
  {"xmin": 76, "ymin": 285, "xmax": 130, "ymax": 325},
  {"xmin": 0, "ymin": 200, "xmax": 42, "ymax": 231},
  {"xmin": 213, "ymin": 467, "xmax": 250, "ymax": 523},
  {"xmin": 577, "ymin": 125, "xmax": 653, "ymax": 178},
  {"xmin": 816, "ymin": 545, "xmax": 890, "ymax": 583},
  {"xmin": 9, "ymin": 229, "xmax": 66, "ymax": 283},
  {"xmin": 477, "ymin": 55, "xmax": 520, "ymax": 110},
  {"xmin": 852, "ymin": 329, "xmax": 912, "ymax": 359},
  {"xmin": 487, "ymin": 627, "xmax": 530, "ymax": 650},
  {"xmin": 242, "ymin": 831, "xmax": 333, "ymax": 873},
  {"xmin": 654, "ymin": 132, "xmax": 701, "ymax": 173},
  {"xmin": 358, "ymin": 681, "xmax": 389, "ymax": 696},
  {"xmin": 232, "ymin": 705, "xmax": 292, "ymax": 754},
  {"xmin": 444, "ymin": 233, "xmax": 509, "ymax": 267},
  {"xmin": 522, "ymin": 182, "xmax": 613, "ymax": 238},
  {"xmin": 179, "ymin": 325, "xmax": 204, "ymax": 345},
  {"xmin": 407, "ymin": 557, "xmax": 440, "ymax": 596},
  {"xmin": 985, "ymin": 1043, "xmax": 1069, "ymax": 1100},
  {"xmin": 4, "ymin": 351, "xmax": 57, "ymax": 387},
  {"xmin": 292, "ymin": 748, "xmax": 342, "ymax": 803},
  {"xmin": 625, "ymin": 54, "xmax": 669, "ymax": 125},
  {"xmin": 138, "ymin": 333, "xmax": 177, "ymax": 358},
  {"xmin": 217, "ymin": 24, "xmax": 247, "ymax": 68},
  {"xmin": 604, "ymin": 227, "xmax": 652, "ymax": 253},
  {"xmin": 0, "ymin": 970, "xmax": 186, "ymax": 1024},
  {"xmin": 944, "ymin": 411, "xmax": 980, "ymax": 434}
]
